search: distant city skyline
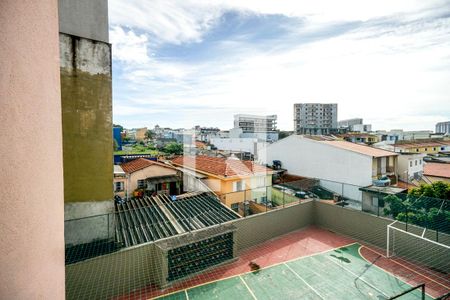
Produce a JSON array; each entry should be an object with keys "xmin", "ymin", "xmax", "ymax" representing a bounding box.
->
[{"xmin": 110, "ymin": 0, "xmax": 450, "ymax": 131}]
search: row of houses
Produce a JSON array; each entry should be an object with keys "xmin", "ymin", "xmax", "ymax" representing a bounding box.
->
[{"xmin": 113, "ymin": 134, "xmax": 449, "ymax": 220}]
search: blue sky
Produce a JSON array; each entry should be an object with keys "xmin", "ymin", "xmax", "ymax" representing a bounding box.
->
[{"xmin": 109, "ymin": 0, "xmax": 450, "ymax": 131}]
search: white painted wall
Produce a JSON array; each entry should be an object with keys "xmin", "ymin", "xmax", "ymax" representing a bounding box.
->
[
  {"xmin": 211, "ymin": 137, "xmax": 266, "ymax": 155},
  {"xmin": 258, "ymin": 135, "xmax": 373, "ymax": 188},
  {"xmin": 397, "ymin": 154, "xmax": 425, "ymax": 181}
]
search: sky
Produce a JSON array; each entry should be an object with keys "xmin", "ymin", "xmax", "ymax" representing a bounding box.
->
[{"xmin": 109, "ymin": 0, "xmax": 450, "ymax": 131}]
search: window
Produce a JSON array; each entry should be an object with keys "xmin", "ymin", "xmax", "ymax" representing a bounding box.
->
[
  {"xmin": 410, "ymin": 161, "xmax": 412, "ymax": 167},
  {"xmin": 137, "ymin": 179, "xmax": 145, "ymax": 189},
  {"xmin": 231, "ymin": 203, "xmax": 239, "ymax": 212},
  {"xmin": 419, "ymin": 160, "xmax": 422, "ymax": 165},
  {"xmin": 416, "ymin": 149, "xmax": 419, "ymax": 152},
  {"xmin": 115, "ymin": 181, "xmax": 124, "ymax": 192},
  {"xmin": 415, "ymin": 160, "xmax": 418, "ymax": 166},
  {"xmin": 233, "ymin": 180, "xmax": 245, "ymax": 192}
]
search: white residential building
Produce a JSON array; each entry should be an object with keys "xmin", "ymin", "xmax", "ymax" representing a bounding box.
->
[
  {"xmin": 397, "ymin": 153, "xmax": 425, "ymax": 182},
  {"xmin": 210, "ymin": 137, "xmax": 266, "ymax": 155},
  {"xmin": 233, "ymin": 114, "xmax": 278, "ymax": 142},
  {"xmin": 258, "ymin": 135, "xmax": 398, "ymax": 203}
]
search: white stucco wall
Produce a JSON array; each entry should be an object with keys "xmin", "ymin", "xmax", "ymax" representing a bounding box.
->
[
  {"xmin": 258, "ymin": 135, "xmax": 373, "ymax": 187},
  {"xmin": 397, "ymin": 154, "xmax": 425, "ymax": 181},
  {"xmin": 211, "ymin": 137, "xmax": 264, "ymax": 155}
]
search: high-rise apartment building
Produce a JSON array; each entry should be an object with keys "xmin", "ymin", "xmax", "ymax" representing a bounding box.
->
[
  {"xmin": 436, "ymin": 121, "xmax": 450, "ymax": 135},
  {"xmin": 234, "ymin": 114, "xmax": 278, "ymax": 141},
  {"xmin": 294, "ymin": 103, "xmax": 337, "ymax": 135}
]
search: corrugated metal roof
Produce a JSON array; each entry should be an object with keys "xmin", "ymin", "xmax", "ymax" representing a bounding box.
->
[{"xmin": 114, "ymin": 192, "xmax": 240, "ymax": 247}]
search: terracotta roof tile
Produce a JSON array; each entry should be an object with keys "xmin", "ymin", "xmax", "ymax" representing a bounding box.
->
[
  {"xmin": 171, "ymin": 155, "xmax": 271, "ymax": 178},
  {"xmin": 424, "ymin": 163, "xmax": 450, "ymax": 179},
  {"xmin": 121, "ymin": 158, "xmax": 174, "ymax": 174}
]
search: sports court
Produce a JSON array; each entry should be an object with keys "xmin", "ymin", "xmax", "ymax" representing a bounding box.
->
[{"xmin": 155, "ymin": 243, "xmax": 435, "ymax": 300}]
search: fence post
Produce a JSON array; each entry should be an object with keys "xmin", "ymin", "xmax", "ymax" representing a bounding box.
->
[
  {"xmin": 283, "ymin": 189, "xmax": 285, "ymax": 208},
  {"xmin": 405, "ymin": 206, "xmax": 408, "ymax": 232},
  {"xmin": 107, "ymin": 213, "xmax": 110, "ymax": 240}
]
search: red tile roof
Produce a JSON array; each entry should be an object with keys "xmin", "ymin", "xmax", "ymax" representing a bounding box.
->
[
  {"xmin": 423, "ymin": 162, "xmax": 450, "ymax": 179},
  {"xmin": 121, "ymin": 158, "xmax": 174, "ymax": 174},
  {"xmin": 171, "ymin": 155, "xmax": 271, "ymax": 178}
]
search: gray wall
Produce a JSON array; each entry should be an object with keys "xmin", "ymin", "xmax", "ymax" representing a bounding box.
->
[
  {"xmin": 314, "ymin": 201, "xmax": 450, "ymax": 273},
  {"xmin": 66, "ymin": 243, "xmax": 157, "ymax": 300},
  {"xmin": 233, "ymin": 200, "xmax": 314, "ymax": 251},
  {"xmin": 59, "ymin": 0, "xmax": 109, "ymax": 42}
]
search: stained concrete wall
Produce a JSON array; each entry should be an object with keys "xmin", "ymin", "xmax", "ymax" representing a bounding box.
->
[
  {"xmin": 60, "ymin": 33, "xmax": 113, "ymax": 206},
  {"xmin": 0, "ymin": 0, "xmax": 65, "ymax": 298},
  {"xmin": 59, "ymin": 0, "xmax": 109, "ymax": 43}
]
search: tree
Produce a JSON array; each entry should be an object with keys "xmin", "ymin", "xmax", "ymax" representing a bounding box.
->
[
  {"xmin": 164, "ymin": 142, "xmax": 183, "ymax": 155},
  {"xmin": 146, "ymin": 129, "xmax": 154, "ymax": 140},
  {"xmin": 113, "ymin": 124, "xmax": 124, "ymax": 132},
  {"xmin": 409, "ymin": 181, "xmax": 450, "ymax": 200},
  {"xmin": 383, "ymin": 181, "xmax": 450, "ymax": 233}
]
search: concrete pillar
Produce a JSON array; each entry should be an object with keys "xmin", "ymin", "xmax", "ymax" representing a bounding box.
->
[{"xmin": 0, "ymin": 0, "xmax": 65, "ymax": 298}]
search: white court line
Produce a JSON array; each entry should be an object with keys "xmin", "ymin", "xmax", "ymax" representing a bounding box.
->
[
  {"xmin": 184, "ymin": 289, "xmax": 189, "ymax": 300},
  {"xmin": 283, "ymin": 263, "xmax": 325, "ymax": 299},
  {"xmin": 324, "ymin": 255, "xmax": 390, "ymax": 298},
  {"xmin": 239, "ymin": 275, "xmax": 258, "ymax": 300}
]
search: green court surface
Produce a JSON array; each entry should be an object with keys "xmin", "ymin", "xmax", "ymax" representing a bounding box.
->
[{"xmin": 156, "ymin": 243, "xmax": 432, "ymax": 300}]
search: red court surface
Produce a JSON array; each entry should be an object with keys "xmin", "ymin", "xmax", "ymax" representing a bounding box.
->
[{"xmin": 115, "ymin": 226, "xmax": 450, "ymax": 299}]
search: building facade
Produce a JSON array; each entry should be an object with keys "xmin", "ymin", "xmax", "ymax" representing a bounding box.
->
[
  {"xmin": 117, "ymin": 158, "xmax": 182, "ymax": 199},
  {"xmin": 234, "ymin": 114, "xmax": 278, "ymax": 142},
  {"xmin": 436, "ymin": 121, "xmax": 450, "ymax": 135},
  {"xmin": 397, "ymin": 153, "xmax": 425, "ymax": 182},
  {"xmin": 294, "ymin": 103, "xmax": 337, "ymax": 135},
  {"xmin": 171, "ymin": 156, "xmax": 272, "ymax": 215},
  {"xmin": 258, "ymin": 135, "xmax": 398, "ymax": 204}
]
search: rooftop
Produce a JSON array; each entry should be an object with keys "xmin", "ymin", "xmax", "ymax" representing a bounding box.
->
[
  {"xmin": 424, "ymin": 162, "xmax": 450, "ymax": 179},
  {"xmin": 360, "ymin": 185, "xmax": 407, "ymax": 194},
  {"xmin": 319, "ymin": 140, "xmax": 397, "ymax": 157},
  {"xmin": 114, "ymin": 192, "xmax": 240, "ymax": 247},
  {"xmin": 171, "ymin": 155, "xmax": 272, "ymax": 178},
  {"xmin": 120, "ymin": 158, "xmax": 175, "ymax": 174},
  {"xmin": 394, "ymin": 140, "xmax": 450, "ymax": 149},
  {"xmin": 113, "ymin": 165, "xmax": 125, "ymax": 175}
]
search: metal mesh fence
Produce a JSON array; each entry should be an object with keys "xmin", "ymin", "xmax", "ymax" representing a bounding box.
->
[{"xmin": 64, "ymin": 181, "xmax": 450, "ymax": 299}]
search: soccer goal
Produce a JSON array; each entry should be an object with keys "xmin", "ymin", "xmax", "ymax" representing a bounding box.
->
[{"xmin": 387, "ymin": 220, "xmax": 450, "ymax": 274}]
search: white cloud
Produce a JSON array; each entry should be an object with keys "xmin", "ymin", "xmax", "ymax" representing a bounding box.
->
[
  {"xmin": 110, "ymin": 1, "xmax": 450, "ymax": 131},
  {"xmin": 110, "ymin": 26, "xmax": 150, "ymax": 64}
]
